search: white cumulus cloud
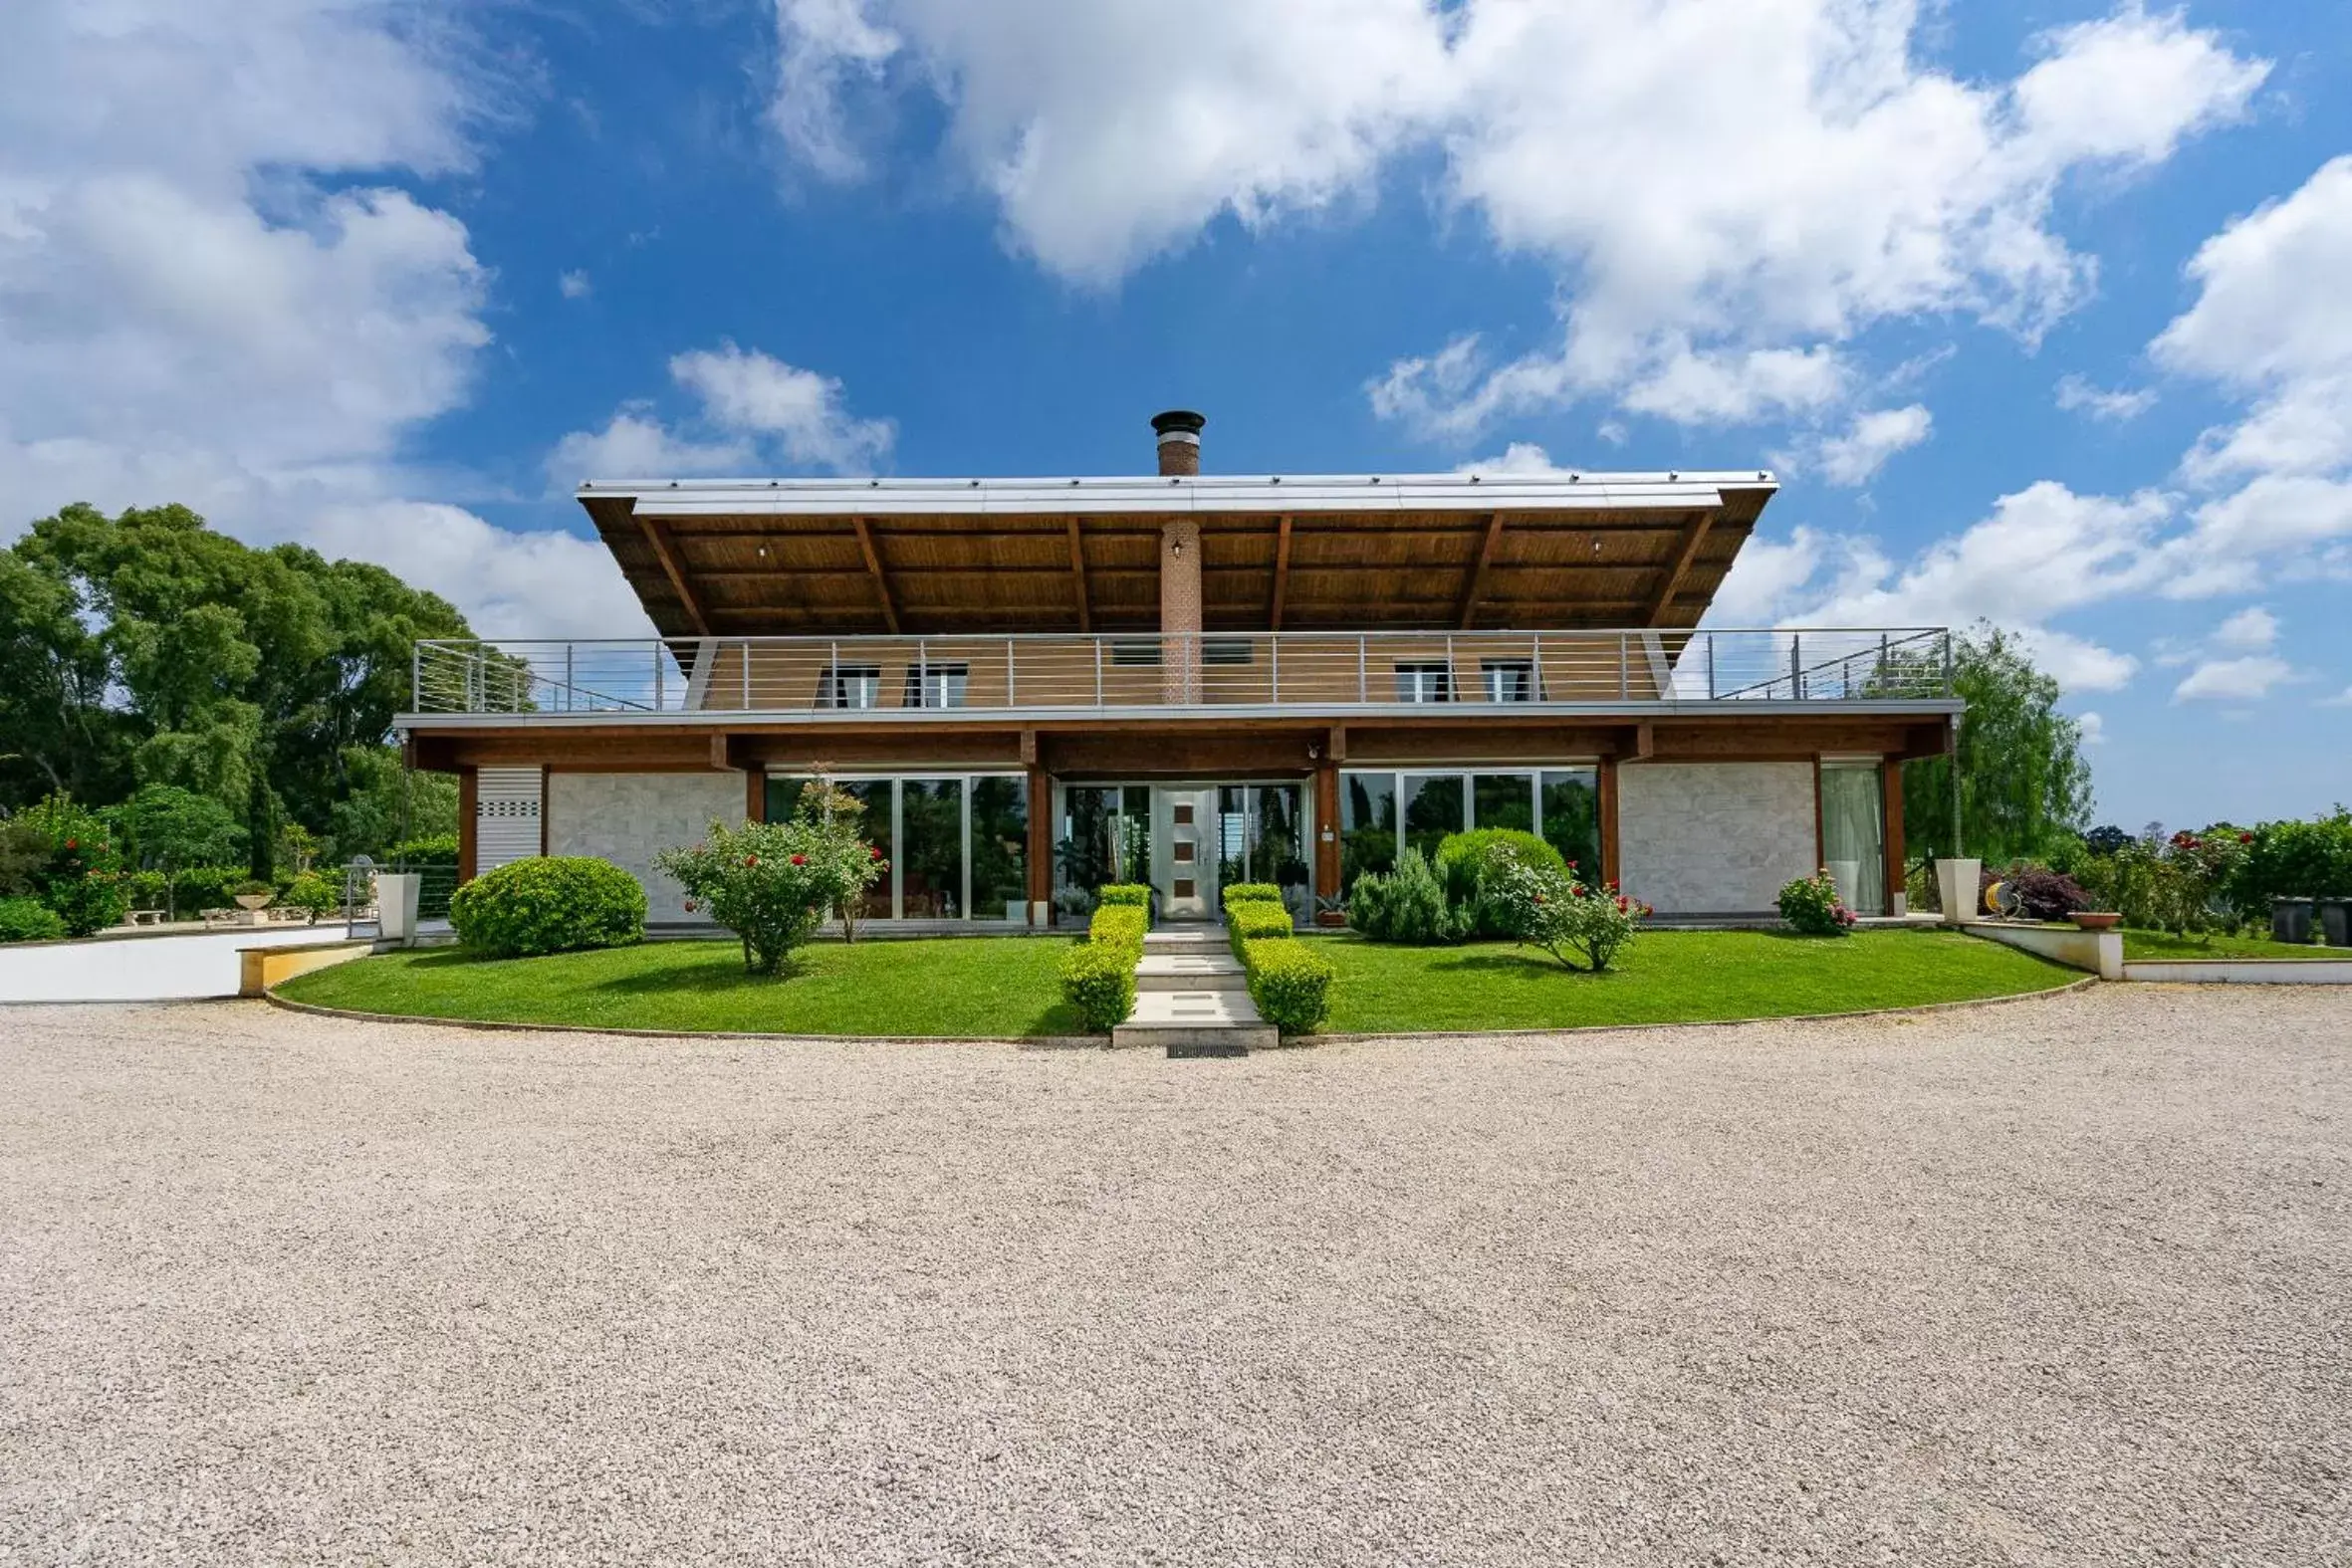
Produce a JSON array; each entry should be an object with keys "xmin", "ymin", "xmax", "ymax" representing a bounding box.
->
[
  {"xmin": 2173, "ymin": 655, "xmax": 2295, "ymax": 703},
  {"xmin": 550, "ymin": 343, "xmax": 894, "ymax": 484}
]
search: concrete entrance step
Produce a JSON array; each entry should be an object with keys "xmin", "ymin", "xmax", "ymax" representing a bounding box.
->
[
  {"xmin": 1144, "ymin": 924, "xmax": 1226, "ymax": 950},
  {"xmin": 1135, "ymin": 951, "xmax": 1247, "ymax": 992},
  {"xmin": 1112, "ymin": 988, "xmax": 1277, "ymax": 1056}
]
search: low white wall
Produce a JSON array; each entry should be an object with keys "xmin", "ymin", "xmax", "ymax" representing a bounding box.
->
[
  {"xmin": 547, "ymin": 772, "xmax": 744, "ymax": 925},
  {"xmin": 1617, "ymin": 762, "xmax": 1817, "ymax": 915},
  {"xmin": 2124, "ymin": 959, "xmax": 2352, "ymax": 985},
  {"xmin": 1963, "ymin": 921, "xmax": 2122, "ymax": 981}
]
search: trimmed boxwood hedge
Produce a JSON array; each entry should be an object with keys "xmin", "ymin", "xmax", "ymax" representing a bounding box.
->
[
  {"xmin": 1060, "ymin": 899, "xmax": 1147, "ymax": 1032},
  {"xmin": 1095, "ymin": 884, "xmax": 1151, "ymax": 908},
  {"xmin": 1221, "ymin": 882, "xmax": 1284, "ymax": 910},
  {"xmin": 1239, "ymin": 936, "xmax": 1334, "ymax": 1034},
  {"xmin": 448, "ymin": 857, "xmax": 647, "ymax": 958}
]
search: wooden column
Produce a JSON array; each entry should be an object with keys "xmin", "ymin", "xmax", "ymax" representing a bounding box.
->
[
  {"xmin": 1027, "ymin": 766, "xmax": 1054, "ymax": 925},
  {"xmin": 1313, "ymin": 760, "xmax": 1341, "ymax": 913},
  {"xmin": 456, "ymin": 767, "xmax": 479, "ymax": 883},
  {"xmin": 746, "ymin": 765, "xmax": 766, "ymax": 824},
  {"xmin": 1598, "ymin": 758, "xmax": 1621, "ymax": 888},
  {"xmin": 1882, "ymin": 759, "xmax": 1907, "ymax": 912}
]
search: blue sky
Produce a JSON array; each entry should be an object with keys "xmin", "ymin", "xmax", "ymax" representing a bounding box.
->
[{"xmin": 3, "ymin": 0, "xmax": 2348, "ymax": 830}]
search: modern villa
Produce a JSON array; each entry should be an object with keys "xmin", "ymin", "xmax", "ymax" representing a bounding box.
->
[{"xmin": 398, "ymin": 412, "xmax": 1960, "ymax": 929}]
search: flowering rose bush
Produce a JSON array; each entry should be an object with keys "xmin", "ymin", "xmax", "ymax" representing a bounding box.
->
[
  {"xmin": 789, "ymin": 777, "xmax": 890, "ymax": 941},
  {"xmin": 1487, "ymin": 846, "xmax": 1650, "ymax": 973},
  {"xmin": 1776, "ymin": 869, "xmax": 1857, "ymax": 936},
  {"xmin": 656, "ymin": 819, "xmax": 843, "ymax": 975}
]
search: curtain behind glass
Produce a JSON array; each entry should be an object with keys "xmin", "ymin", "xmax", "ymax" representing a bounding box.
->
[{"xmin": 1819, "ymin": 765, "xmax": 1887, "ymax": 916}]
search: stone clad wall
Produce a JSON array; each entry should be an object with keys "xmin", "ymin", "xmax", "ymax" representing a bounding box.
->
[
  {"xmin": 1618, "ymin": 762, "xmax": 1817, "ymax": 915},
  {"xmin": 547, "ymin": 773, "xmax": 743, "ymax": 925}
]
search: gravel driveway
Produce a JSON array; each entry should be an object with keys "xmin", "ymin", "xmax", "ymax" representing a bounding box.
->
[{"xmin": 4, "ymin": 987, "xmax": 2348, "ymax": 1566}]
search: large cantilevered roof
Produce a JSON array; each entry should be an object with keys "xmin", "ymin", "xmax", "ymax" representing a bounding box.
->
[{"xmin": 577, "ymin": 470, "xmax": 1778, "ymax": 639}]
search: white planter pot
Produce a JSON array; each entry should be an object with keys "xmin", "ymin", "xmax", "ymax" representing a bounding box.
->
[
  {"xmin": 378, "ymin": 873, "xmax": 423, "ymax": 944},
  {"xmin": 1934, "ymin": 858, "xmax": 1982, "ymax": 927}
]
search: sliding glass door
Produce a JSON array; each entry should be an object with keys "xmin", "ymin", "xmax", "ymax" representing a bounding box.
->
[
  {"xmin": 1339, "ymin": 765, "xmax": 1603, "ymax": 888},
  {"xmin": 1819, "ymin": 762, "xmax": 1887, "ymax": 916},
  {"xmin": 767, "ymin": 773, "xmax": 1027, "ymax": 922}
]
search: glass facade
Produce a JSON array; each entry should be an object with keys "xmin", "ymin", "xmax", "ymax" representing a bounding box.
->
[
  {"xmin": 1054, "ymin": 784, "xmax": 1151, "ymax": 916},
  {"xmin": 1343, "ymin": 766, "xmax": 1605, "ymax": 888},
  {"xmin": 1538, "ymin": 770, "xmax": 1603, "ymax": 879},
  {"xmin": 1402, "ymin": 774, "xmax": 1465, "ymax": 861},
  {"xmin": 1217, "ymin": 784, "xmax": 1309, "ymax": 919},
  {"xmin": 1340, "ymin": 773, "xmax": 1398, "ymax": 889},
  {"xmin": 764, "ymin": 773, "xmax": 1025, "ymax": 922},
  {"xmin": 1819, "ymin": 762, "xmax": 1888, "ymax": 917}
]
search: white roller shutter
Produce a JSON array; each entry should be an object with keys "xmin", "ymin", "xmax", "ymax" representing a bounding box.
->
[{"xmin": 476, "ymin": 767, "xmax": 544, "ymax": 873}]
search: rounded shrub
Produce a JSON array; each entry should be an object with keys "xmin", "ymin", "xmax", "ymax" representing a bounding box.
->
[
  {"xmin": 1434, "ymin": 829, "xmax": 1571, "ymax": 937},
  {"xmin": 1088, "ymin": 903, "xmax": 1148, "ymax": 953},
  {"xmin": 0, "ymin": 896, "xmax": 68, "ymax": 944},
  {"xmin": 449, "ymin": 856, "xmax": 647, "ymax": 959},
  {"xmin": 1227, "ymin": 901, "xmax": 1293, "ymax": 949},
  {"xmin": 1776, "ymin": 870, "xmax": 1855, "ymax": 936},
  {"xmin": 1221, "ymin": 882, "xmax": 1284, "ymax": 910},
  {"xmin": 1095, "ymin": 884, "xmax": 1151, "ymax": 909}
]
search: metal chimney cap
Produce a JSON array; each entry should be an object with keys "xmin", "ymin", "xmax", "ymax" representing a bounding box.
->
[{"xmin": 1150, "ymin": 409, "xmax": 1207, "ymax": 438}]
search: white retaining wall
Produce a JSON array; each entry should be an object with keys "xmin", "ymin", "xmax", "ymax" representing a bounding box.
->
[
  {"xmin": 1617, "ymin": 762, "xmax": 1817, "ymax": 915},
  {"xmin": 1962, "ymin": 921, "xmax": 2123, "ymax": 981},
  {"xmin": 547, "ymin": 773, "xmax": 743, "ymax": 925},
  {"xmin": 2123, "ymin": 959, "xmax": 2352, "ymax": 985}
]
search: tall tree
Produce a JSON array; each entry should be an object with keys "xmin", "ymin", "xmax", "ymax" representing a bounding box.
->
[
  {"xmin": 4, "ymin": 503, "xmax": 473, "ymax": 873},
  {"xmin": 113, "ymin": 784, "xmax": 246, "ymax": 921},
  {"xmin": 1903, "ymin": 624, "xmax": 2094, "ymax": 868}
]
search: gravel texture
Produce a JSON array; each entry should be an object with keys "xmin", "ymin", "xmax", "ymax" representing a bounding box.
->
[{"xmin": 3, "ymin": 986, "xmax": 2349, "ymax": 1566}]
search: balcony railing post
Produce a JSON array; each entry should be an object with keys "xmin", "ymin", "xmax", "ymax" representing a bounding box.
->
[
  {"xmin": 1789, "ymin": 633, "xmax": 1801, "ymax": 701},
  {"xmin": 654, "ymin": 643, "xmax": 664, "ymax": 710},
  {"xmin": 742, "ymin": 638, "xmax": 752, "ymax": 711},
  {"xmin": 1006, "ymin": 637, "xmax": 1016, "ymax": 708},
  {"xmin": 566, "ymin": 644, "xmax": 577, "ymax": 714},
  {"xmin": 1531, "ymin": 631, "xmax": 1542, "ymax": 701},
  {"xmin": 1706, "ymin": 634, "xmax": 1717, "ymax": 700},
  {"xmin": 412, "ymin": 643, "xmax": 422, "ymax": 712},
  {"xmin": 1270, "ymin": 633, "xmax": 1279, "ymax": 704},
  {"xmin": 829, "ymin": 641, "xmax": 839, "ymax": 713},
  {"xmin": 1094, "ymin": 637, "xmax": 1103, "ymax": 707},
  {"xmin": 1357, "ymin": 634, "xmax": 1367, "ymax": 703},
  {"xmin": 1618, "ymin": 633, "xmax": 1628, "ymax": 701}
]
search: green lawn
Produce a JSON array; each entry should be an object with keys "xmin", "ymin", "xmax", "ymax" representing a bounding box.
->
[
  {"xmin": 277, "ymin": 937, "xmax": 1087, "ymax": 1037},
  {"xmin": 2120, "ymin": 928, "xmax": 2345, "ymax": 962},
  {"xmin": 1315, "ymin": 928, "xmax": 2078, "ymax": 1032}
]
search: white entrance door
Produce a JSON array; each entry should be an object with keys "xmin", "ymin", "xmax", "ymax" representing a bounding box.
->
[{"xmin": 1155, "ymin": 787, "xmax": 1217, "ymax": 920}]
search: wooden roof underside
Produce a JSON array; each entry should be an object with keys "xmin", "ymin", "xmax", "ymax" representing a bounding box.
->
[{"xmin": 584, "ymin": 489, "xmax": 1775, "ymax": 639}]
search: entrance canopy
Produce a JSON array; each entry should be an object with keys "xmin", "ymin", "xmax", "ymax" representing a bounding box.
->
[{"xmin": 579, "ymin": 470, "xmax": 1777, "ymax": 640}]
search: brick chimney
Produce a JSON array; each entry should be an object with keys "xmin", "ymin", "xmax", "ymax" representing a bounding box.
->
[
  {"xmin": 1152, "ymin": 411, "xmax": 1206, "ymax": 699},
  {"xmin": 1151, "ymin": 409, "xmax": 1205, "ymax": 477}
]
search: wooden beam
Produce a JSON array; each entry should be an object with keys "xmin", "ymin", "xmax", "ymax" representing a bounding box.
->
[
  {"xmin": 457, "ymin": 767, "xmax": 479, "ymax": 883},
  {"xmin": 1598, "ymin": 759, "xmax": 1620, "ymax": 889},
  {"xmin": 1631, "ymin": 721, "xmax": 1655, "ymax": 761},
  {"xmin": 1066, "ymin": 519, "xmax": 1090, "ymax": 632},
  {"xmin": 1644, "ymin": 512, "xmax": 1715, "ymax": 627},
  {"xmin": 1270, "ymin": 514, "xmax": 1294, "ymax": 630},
  {"xmin": 849, "ymin": 517, "xmax": 900, "ymax": 634},
  {"xmin": 639, "ymin": 518, "xmax": 712, "ymax": 636},
  {"xmin": 1883, "ymin": 760, "xmax": 1906, "ymax": 911},
  {"xmin": 1020, "ymin": 728, "xmax": 1040, "ymax": 767},
  {"xmin": 746, "ymin": 766, "xmax": 766, "ymax": 823},
  {"xmin": 1457, "ymin": 513, "xmax": 1506, "ymax": 629},
  {"xmin": 1027, "ymin": 766, "xmax": 1054, "ymax": 924},
  {"xmin": 1327, "ymin": 724, "xmax": 1347, "ymax": 763},
  {"xmin": 709, "ymin": 732, "xmax": 731, "ymax": 772},
  {"xmin": 1313, "ymin": 760, "xmax": 1340, "ymax": 914}
]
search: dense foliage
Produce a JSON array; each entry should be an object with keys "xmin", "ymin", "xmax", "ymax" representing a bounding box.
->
[
  {"xmin": 449, "ymin": 856, "xmax": 647, "ymax": 960},
  {"xmin": 655, "ymin": 821, "xmax": 838, "ymax": 975},
  {"xmin": 1777, "ymin": 870, "xmax": 1858, "ymax": 936},
  {"xmin": 1899, "ymin": 624, "xmax": 2093, "ymax": 870},
  {"xmin": 1346, "ymin": 849, "xmax": 1474, "ymax": 943},
  {"xmin": 1, "ymin": 503, "xmax": 476, "ymax": 875},
  {"xmin": 1488, "ymin": 848, "xmax": 1650, "ymax": 972},
  {"xmin": 0, "ymin": 897, "xmax": 68, "ymax": 944},
  {"xmin": 782, "ymin": 778, "xmax": 890, "ymax": 940},
  {"xmin": 1433, "ymin": 828, "xmax": 1571, "ymax": 939},
  {"xmin": 1095, "ymin": 884, "xmax": 1151, "ymax": 908}
]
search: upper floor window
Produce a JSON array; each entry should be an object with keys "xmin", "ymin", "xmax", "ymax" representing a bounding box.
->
[
  {"xmin": 1109, "ymin": 638, "xmax": 1162, "ymax": 667},
  {"xmin": 818, "ymin": 664, "xmax": 882, "ymax": 710},
  {"xmin": 1202, "ymin": 638, "xmax": 1255, "ymax": 666},
  {"xmin": 1394, "ymin": 660, "xmax": 1454, "ymax": 703},
  {"xmin": 904, "ymin": 661, "xmax": 969, "ymax": 709},
  {"xmin": 1482, "ymin": 659, "xmax": 1536, "ymax": 703}
]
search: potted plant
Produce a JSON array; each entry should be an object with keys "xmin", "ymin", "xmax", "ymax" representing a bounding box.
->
[
  {"xmin": 2070, "ymin": 911, "xmax": 2122, "ymax": 932},
  {"xmin": 230, "ymin": 879, "xmax": 275, "ymax": 924}
]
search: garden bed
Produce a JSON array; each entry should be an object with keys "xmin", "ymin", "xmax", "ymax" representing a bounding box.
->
[
  {"xmin": 1313, "ymin": 928, "xmax": 2077, "ymax": 1033},
  {"xmin": 274, "ymin": 938, "xmax": 1086, "ymax": 1037},
  {"xmin": 2120, "ymin": 929, "xmax": 2345, "ymax": 962}
]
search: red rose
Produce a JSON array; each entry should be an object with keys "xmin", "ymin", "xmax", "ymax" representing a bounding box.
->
[
  {"xmin": 2239, "ymin": 832, "xmax": 2254, "ymax": 844},
  {"xmin": 1616, "ymin": 896, "xmax": 1628, "ymax": 912},
  {"xmin": 65, "ymin": 838, "xmax": 78, "ymax": 850},
  {"xmin": 869, "ymin": 845, "xmax": 882, "ymax": 860},
  {"xmin": 1532, "ymin": 892, "xmax": 1546, "ymax": 905},
  {"xmin": 744, "ymin": 854, "xmax": 759, "ymax": 867},
  {"xmin": 1565, "ymin": 860, "xmax": 1578, "ymax": 871},
  {"xmin": 790, "ymin": 854, "xmax": 807, "ymax": 866},
  {"xmin": 683, "ymin": 899, "xmax": 698, "ymax": 913}
]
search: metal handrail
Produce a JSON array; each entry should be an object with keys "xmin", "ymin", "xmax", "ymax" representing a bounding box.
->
[{"xmin": 405, "ymin": 627, "xmax": 1957, "ymax": 717}]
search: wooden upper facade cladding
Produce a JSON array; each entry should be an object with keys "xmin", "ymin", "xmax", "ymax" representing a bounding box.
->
[{"xmin": 580, "ymin": 471, "xmax": 1779, "ymax": 639}]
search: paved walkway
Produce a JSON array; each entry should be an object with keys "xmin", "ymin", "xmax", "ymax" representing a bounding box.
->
[
  {"xmin": 0, "ymin": 924, "xmax": 350, "ymax": 1003},
  {"xmin": 3, "ymin": 985, "xmax": 2348, "ymax": 1565}
]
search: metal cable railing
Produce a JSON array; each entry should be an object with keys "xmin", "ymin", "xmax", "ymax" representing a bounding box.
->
[{"xmin": 407, "ymin": 628, "xmax": 1955, "ymax": 716}]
